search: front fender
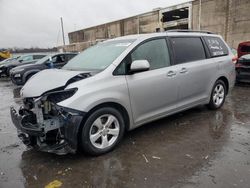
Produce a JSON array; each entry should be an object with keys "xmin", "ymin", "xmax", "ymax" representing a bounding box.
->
[{"xmin": 58, "ymin": 78, "xmax": 134, "ymax": 129}]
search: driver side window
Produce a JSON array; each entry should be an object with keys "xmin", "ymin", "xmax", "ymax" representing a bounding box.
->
[{"xmin": 131, "ymin": 38, "xmax": 171, "ymax": 70}]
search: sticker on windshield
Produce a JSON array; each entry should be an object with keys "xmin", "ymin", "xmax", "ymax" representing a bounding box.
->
[{"xmin": 115, "ymin": 43, "xmax": 132, "ymax": 47}]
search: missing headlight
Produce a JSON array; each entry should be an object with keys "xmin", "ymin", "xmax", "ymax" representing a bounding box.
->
[{"xmin": 46, "ymin": 88, "xmax": 78, "ymax": 103}]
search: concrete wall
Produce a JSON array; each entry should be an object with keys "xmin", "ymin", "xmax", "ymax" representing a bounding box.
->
[
  {"xmin": 192, "ymin": 0, "xmax": 228, "ymax": 37},
  {"xmin": 192, "ymin": 0, "xmax": 250, "ymax": 48},
  {"xmin": 227, "ymin": 0, "xmax": 250, "ymax": 48},
  {"xmin": 139, "ymin": 11, "xmax": 160, "ymax": 33},
  {"xmin": 66, "ymin": 12, "xmax": 161, "ymax": 51},
  {"xmin": 65, "ymin": 0, "xmax": 250, "ymax": 51}
]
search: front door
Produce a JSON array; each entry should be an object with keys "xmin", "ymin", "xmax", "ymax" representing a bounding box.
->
[{"xmin": 125, "ymin": 38, "xmax": 179, "ymax": 125}]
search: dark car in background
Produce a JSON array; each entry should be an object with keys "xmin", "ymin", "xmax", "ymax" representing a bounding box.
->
[
  {"xmin": 0, "ymin": 56, "xmax": 20, "ymax": 65},
  {"xmin": 236, "ymin": 54, "xmax": 250, "ymax": 83},
  {"xmin": 0, "ymin": 54, "xmax": 46, "ymax": 77},
  {"xmin": 238, "ymin": 41, "xmax": 250, "ymax": 58},
  {"xmin": 235, "ymin": 41, "xmax": 250, "ymax": 83},
  {"xmin": 10, "ymin": 52, "xmax": 78, "ymax": 85}
]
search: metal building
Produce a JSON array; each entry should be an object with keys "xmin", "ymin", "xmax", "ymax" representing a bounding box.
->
[{"xmin": 61, "ymin": 0, "xmax": 250, "ymax": 52}]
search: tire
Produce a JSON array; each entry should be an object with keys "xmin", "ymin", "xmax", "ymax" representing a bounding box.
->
[
  {"xmin": 80, "ymin": 107, "xmax": 125, "ymax": 156},
  {"xmin": 6, "ymin": 67, "xmax": 11, "ymax": 77},
  {"xmin": 207, "ymin": 80, "xmax": 226, "ymax": 110}
]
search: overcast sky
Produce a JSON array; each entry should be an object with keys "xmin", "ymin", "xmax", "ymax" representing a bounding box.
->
[{"xmin": 0, "ymin": 0, "xmax": 190, "ymax": 48}]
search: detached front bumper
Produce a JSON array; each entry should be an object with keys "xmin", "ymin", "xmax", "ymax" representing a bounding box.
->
[{"xmin": 10, "ymin": 106, "xmax": 85, "ymax": 155}]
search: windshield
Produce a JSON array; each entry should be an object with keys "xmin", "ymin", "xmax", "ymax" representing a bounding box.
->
[
  {"xmin": 63, "ymin": 39, "xmax": 135, "ymax": 71},
  {"xmin": 35, "ymin": 55, "xmax": 51, "ymax": 64},
  {"xmin": 18, "ymin": 55, "xmax": 33, "ymax": 62}
]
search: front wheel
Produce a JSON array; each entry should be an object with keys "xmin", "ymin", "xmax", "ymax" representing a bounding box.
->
[
  {"xmin": 207, "ymin": 80, "xmax": 226, "ymax": 110},
  {"xmin": 80, "ymin": 107, "xmax": 125, "ymax": 156}
]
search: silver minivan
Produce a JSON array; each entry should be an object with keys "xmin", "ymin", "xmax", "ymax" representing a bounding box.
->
[{"xmin": 11, "ymin": 31, "xmax": 236, "ymax": 155}]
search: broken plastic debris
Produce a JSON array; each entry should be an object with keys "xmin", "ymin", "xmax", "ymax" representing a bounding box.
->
[
  {"xmin": 142, "ymin": 154, "xmax": 149, "ymax": 163},
  {"xmin": 185, "ymin": 154, "xmax": 193, "ymax": 158},
  {"xmin": 45, "ymin": 180, "xmax": 62, "ymax": 188},
  {"xmin": 33, "ymin": 175, "xmax": 38, "ymax": 180},
  {"xmin": 57, "ymin": 170, "xmax": 63, "ymax": 175},
  {"xmin": 152, "ymin": 156, "xmax": 161, "ymax": 160},
  {"xmin": 65, "ymin": 167, "xmax": 72, "ymax": 172}
]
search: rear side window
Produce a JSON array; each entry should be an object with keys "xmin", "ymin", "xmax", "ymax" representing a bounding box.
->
[
  {"xmin": 131, "ymin": 39, "xmax": 171, "ymax": 70},
  {"xmin": 65, "ymin": 54, "xmax": 77, "ymax": 61},
  {"xmin": 170, "ymin": 37, "xmax": 206, "ymax": 64},
  {"xmin": 203, "ymin": 36, "xmax": 229, "ymax": 57},
  {"xmin": 33, "ymin": 55, "xmax": 45, "ymax": 59},
  {"xmin": 54, "ymin": 55, "xmax": 65, "ymax": 64}
]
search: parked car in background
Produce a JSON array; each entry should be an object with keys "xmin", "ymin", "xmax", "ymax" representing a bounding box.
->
[
  {"xmin": 238, "ymin": 41, "xmax": 250, "ymax": 58},
  {"xmin": 0, "ymin": 54, "xmax": 46, "ymax": 77},
  {"xmin": 10, "ymin": 52, "xmax": 78, "ymax": 85},
  {"xmin": 10, "ymin": 31, "xmax": 235, "ymax": 156},
  {"xmin": 236, "ymin": 54, "xmax": 250, "ymax": 83},
  {"xmin": 0, "ymin": 56, "xmax": 20, "ymax": 65},
  {"xmin": 0, "ymin": 51, "xmax": 11, "ymax": 62}
]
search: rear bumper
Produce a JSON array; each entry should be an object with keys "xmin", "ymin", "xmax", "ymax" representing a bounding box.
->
[{"xmin": 10, "ymin": 106, "xmax": 85, "ymax": 155}]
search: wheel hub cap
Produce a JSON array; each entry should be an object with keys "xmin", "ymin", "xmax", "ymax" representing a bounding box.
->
[
  {"xmin": 213, "ymin": 84, "xmax": 225, "ymax": 107},
  {"xmin": 89, "ymin": 114, "xmax": 120, "ymax": 149}
]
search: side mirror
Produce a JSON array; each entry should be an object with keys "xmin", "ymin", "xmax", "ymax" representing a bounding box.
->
[{"xmin": 130, "ymin": 60, "xmax": 150, "ymax": 74}]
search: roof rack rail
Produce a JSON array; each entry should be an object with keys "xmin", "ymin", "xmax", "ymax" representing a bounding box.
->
[{"xmin": 166, "ymin": 29, "xmax": 215, "ymax": 34}]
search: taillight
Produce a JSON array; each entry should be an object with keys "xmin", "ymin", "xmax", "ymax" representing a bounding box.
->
[{"xmin": 232, "ymin": 56, "xmax": 238, "ymax": 64}]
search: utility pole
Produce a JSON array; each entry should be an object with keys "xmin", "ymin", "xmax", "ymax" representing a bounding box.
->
[
  {"xmin": 60, "ymin": 17, "xmax": 66, "ymax": 46},
  {"xmin": 199, "ymin": 0, "xmax": 202, "ymax": 30}
]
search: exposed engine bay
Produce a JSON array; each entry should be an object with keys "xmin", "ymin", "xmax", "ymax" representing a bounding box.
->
[{"xmin": 10, "ymin": 72, "xmax": 92, "ymax": 155}]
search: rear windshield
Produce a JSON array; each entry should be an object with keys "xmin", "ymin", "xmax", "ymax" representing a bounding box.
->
[
  {"xmin": 241, "ymin": 45, "xmax": 250, "ymax": 53},
  {"xmin": 203, "ymin": 36, "xmax": 229, "ymax": 57}
]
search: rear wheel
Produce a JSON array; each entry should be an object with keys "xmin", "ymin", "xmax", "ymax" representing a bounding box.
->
[
  {"xmin": 207, "ymin": 80, "xmax": 226, "ymax": 110},
  {"xmin": 80, "ymin": 107, "xmax": 125, "ymax": 156}
]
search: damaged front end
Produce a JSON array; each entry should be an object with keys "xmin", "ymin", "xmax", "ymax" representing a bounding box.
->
[{"xmin": 10, "ymin": 88, "xmax": 85, "ymax": 155}]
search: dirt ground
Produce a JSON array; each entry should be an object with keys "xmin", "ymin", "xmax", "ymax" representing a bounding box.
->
[{"xmin": 0, "ymin": 79, "xmax": 250, "ymax": 188}]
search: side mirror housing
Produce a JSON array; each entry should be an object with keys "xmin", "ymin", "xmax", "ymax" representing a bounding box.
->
[{"xmin": 129, "ymin": 60, "xmax": 150, "ymax": 74}]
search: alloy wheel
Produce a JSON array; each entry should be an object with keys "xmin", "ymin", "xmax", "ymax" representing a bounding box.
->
[
  {"xmin": 213, "ymin": 84, "xmax": 225, "ymax": 107},
  {"xmin": 89, "ymin": 114, "xmax": 120, "ymax": 149}
]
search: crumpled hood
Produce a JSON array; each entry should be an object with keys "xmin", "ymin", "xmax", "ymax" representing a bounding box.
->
[{"xmin": 21, "ymin": 69, "xmax": 91, "ymax": 98}]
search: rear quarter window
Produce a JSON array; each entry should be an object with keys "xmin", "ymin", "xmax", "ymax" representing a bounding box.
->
[
  {"xmin": 170, "ymin": 37, "xmax": 206, "ymax": 64},
  {"xmin": 203, "ymin": 36, "xmax": 229, "ymax": 57},
  {"xmin": 33, "ymin": 55, "xmax": 46, "ymax": 59}
]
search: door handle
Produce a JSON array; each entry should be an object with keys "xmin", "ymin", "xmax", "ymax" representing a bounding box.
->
[
  {"xmin": 167, "ymin": 71, "xmax": 177, "ymax": 77},
  {"xmin": 180, "ymin": 68, "xmax": 188, "ymax": 74}
]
